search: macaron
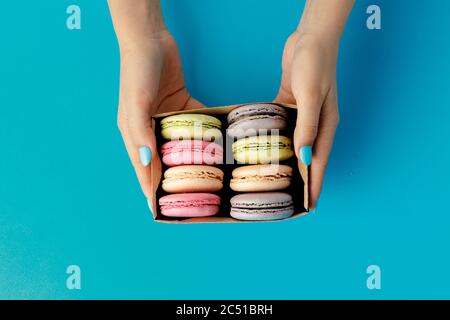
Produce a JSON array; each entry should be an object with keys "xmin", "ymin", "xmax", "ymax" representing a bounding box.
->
[
  {"xmin": 161, "ymin": 140, "xmax": 223, "ymax": 166},
  {"xmin": 232, "ymin": 135, "xmax": 294, "ymax": 164},
  {"xmin": 227, "ymin": 104, "xmax": 288, "ymax": 138},
  {"xmin": 159, "ymin": 193, "xmax": 221, "ymax": 218},
  {"xmin": 162, "ymin": 165, "xmax": 224, "ymax": 193},
  {"xmin": 230, "ymin": 164, "xmax": 293, "ymax": 192},
  {"xmin": 160, "ymin": 114, "xmax": 222, "ymax": 141},
  {"xmin": 230, "ymin": 192, "xmax": 294, "ymax": 221}
]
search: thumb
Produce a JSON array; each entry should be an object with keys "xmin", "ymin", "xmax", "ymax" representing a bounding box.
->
[
  {"xmin": 124, "ymin": 101, "xmax": 159, "ymax": 201},
  {"xmin": 293, "ymin": 92, "xmax": 323, "ymax": 166},
  {"xmin": 127, "ymin": 103, "xmax": 158, "ymax": 162}
]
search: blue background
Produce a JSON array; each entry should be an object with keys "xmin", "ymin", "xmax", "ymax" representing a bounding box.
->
[{"xmin": 0, "ymin": 0, "xmax": 449, "ymax": 299}]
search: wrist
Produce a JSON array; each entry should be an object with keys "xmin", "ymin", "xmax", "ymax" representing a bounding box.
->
[
  {"xmin": 118, "ymin": 29, "xmax": 173, "ymax": 60},
  {"xmin": 292, "ymin": 30, "xmax": 339, "ymax": 63},
  {"xmin": 118, "ymin": 29, "xmax": 168, "ymax": 53},
  {"xmin": 109, "ymin": 0, "xmax": 167, "ymax": 52},
  {"xmin": 295, "ymin": 28, "xmax": 340, "ymax": 53},
  {"xmin": 295, "ymin": 0, "xmax": 353, "ymax": 51}
]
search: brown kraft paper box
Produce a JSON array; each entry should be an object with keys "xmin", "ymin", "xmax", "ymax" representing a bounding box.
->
[{"xmin": 148, "ymin": 102, "xmax": 309, "ymax": 224}]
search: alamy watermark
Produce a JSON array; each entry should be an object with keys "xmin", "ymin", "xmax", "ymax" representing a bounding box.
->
[
  {"xmin": 66, "ymin": 265, "xmax": 81, "ymax": 290},
  {"xmin": 66, "ymin": 5, "xmax": 81, "ymax": 30},
  {"xmin": 366, "ymin": 265, "xmax": 381, "ymax": 290},
  {"xmin": 366, "ymin": 5, "xmax": 381, "ymax": 30}
]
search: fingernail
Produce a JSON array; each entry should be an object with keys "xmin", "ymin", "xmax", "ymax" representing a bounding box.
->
[
  {"xmin": 309, "ymin": 201, "xmax": 318, "ymax": 214},
  {"xmin": 299, "ymin": 146, "xmax": 312, "ymax": 166},
  {"xmin": 139, "ymin": 146, "xmax": 152, "ymax": 166}
]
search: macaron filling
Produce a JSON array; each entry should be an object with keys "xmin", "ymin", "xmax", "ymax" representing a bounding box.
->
[
  {"xmin": 163, "ymin": 171, "xmax": 223, "ymax": 182},
  {"xmin": 161, "ymin": 120, "xmax": 220, "ymax": 130}
]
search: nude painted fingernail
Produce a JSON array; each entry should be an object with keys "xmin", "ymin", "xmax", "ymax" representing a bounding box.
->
[{"xmin": 139, "ymin": 146, "xmax": 152, "ymax": 166}]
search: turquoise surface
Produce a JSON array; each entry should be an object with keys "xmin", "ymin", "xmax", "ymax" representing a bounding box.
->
[{"xmin": 1, "ymin": 0, "xmax": 449, "ymax": 299}]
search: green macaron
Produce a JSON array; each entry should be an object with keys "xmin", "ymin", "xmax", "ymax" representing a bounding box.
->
[
  {"xmin": 160, "ymin": 114, "xmax": 222, "ymax": 141},
  {"xmin": 232, "ymin": 135, "xmax": 294, "ymax": 164}
]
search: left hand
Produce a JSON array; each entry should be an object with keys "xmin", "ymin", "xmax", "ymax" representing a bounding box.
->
[{"xmin": 275, "ymin": 31, "xmax": 340, "ymax": 211}]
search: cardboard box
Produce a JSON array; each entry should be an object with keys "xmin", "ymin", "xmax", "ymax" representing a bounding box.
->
[{"xmin": 149, "ymin": 102, "xmax": 309, "ymax": 223}]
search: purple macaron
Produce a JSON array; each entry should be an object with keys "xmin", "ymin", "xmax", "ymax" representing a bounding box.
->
[
  {"xmin": 227, "ymin": 104, "xmax": 288, "ymax": 139},
  {"xmin": 230, "ymin": 192, "xmax": 294, "ymax": 221}
]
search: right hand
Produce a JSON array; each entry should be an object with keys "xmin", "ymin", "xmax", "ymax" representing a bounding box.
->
[
  {"xmin": 117, "ymin": 30, "xmax": 204, "ymax": 200},
  {"xmin": 275, "ymin": 32, "xmax": 340, "ymax": 211}
]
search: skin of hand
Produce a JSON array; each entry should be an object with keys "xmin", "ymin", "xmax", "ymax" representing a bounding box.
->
[
  {"xmin": 275, "ymin": 0, "xmax": 354, "ymax": 211},
  {"xmin": 109, "ymin": 0, "xmax": 203, "ymax": 202}
]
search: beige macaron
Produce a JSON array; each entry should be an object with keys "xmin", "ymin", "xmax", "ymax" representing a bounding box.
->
[
  {"xmin": 230, "ymin": 164, "xmax": 293, "ymax": 192},
  {"xmin": 162, "ymin": 165, "xmax": 224, "ymax": 193}
]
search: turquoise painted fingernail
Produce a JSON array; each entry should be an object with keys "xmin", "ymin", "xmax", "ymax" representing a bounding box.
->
[
  {"xmin": 309, "ymin": 201, "xmax": 319, "ymax": 214},
  {"xmin": 300, "ymin": 146, "xmax": 312, "ymax": 166},
  {"xmin": 139, "ymin": 146, "xmax": 152, "ymax": 166}
]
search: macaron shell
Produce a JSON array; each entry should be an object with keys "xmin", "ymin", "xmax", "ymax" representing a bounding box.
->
[
  {"xmin": 227, "ymin": 104, "xmax": 288, "ymax": 124},
  {"xmin": 230, "ymin": 164, "xmax": 293, "ymax": 191},
  {"xmin": 227, "ymin": 115, "xmax": 287, "ymax": 139},
  {"xmin": 230, "ymin": 178, "xmax": 291, "ymax": 192},
  {"xmin": 230, "ymin": 192, "xmax": 294, "ymax": 221},
  {"xmin": 230, "ymin": 206, "xmax": 294, "ymax": 221},
  {"xmin": 230, "ymin": 192, "xmax": 293, "ymax": 208},
  {"xmin": 162, "ymin": 205, "xmax": 219, "ymax": 218},
  {"xmin": 160, "ymin": 114, "xmax": 222, "ymax": 141},
  {"xmin": 232, "ymin": 135, "xmax": 294, "ymax": 164},
  {"xmin": 161, "ymin": 126, "xmax": 222, "ymax": 141},
  {"xmin": 159, "ymin": 193, "xmax": 220, "ymax": 206},
  {"xmin": 161, "ymin": 140, "xmax": 223, "ymax": 166},
  {"xmin": 232, "ymin": 164, "xmax": 293, "ymax": 178},
  {"xmin": 161, "ymin": 114, "xmax": 222, "ymax": 129},
  {"xmin": 159, "ymin": 193, "xmax": 221, "ymax": 218},
  {"xmin": 162, "ymin": 178, "xmax": 223, "ymax": 193},
  {"xmin": 162, "ymin": 165, "xmax": 224, "ymax": 193},
  {"xmin": 164, "ymin": 165, "xmax": 224, "ymax": 179}
]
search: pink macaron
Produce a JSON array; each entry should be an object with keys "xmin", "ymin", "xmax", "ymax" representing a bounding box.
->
[
  {"xmin": 161, "ymin": 140, "xmax": 223, "ymax": 166},
  {"xmin": 159, "ymin": 193, "xmax": 221, "ymax": 218}
]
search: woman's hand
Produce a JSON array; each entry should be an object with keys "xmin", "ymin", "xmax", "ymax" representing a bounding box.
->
[
  {"xmin": 275, "ymin": 31, "xmax": 340, "ymax": 211},
  {"xmin": 117, "ymin": 31, "xmax": 204, "ymax": 199}
]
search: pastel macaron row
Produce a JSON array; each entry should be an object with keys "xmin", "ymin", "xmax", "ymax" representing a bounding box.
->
[
  {"xmin": 227, "ymin": 104, "xmax": 295, "ymax": 221},
  {"xmin": 158, "ymin": 113, "xmax": 224, "ymax": 218}
]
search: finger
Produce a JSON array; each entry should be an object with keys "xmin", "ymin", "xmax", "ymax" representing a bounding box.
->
[
  {"xmin": 118, "ymin": 105, "xmax": 157, "ymax": 199},
  {"xmin": 309, "ymin": 91, "xmax": 339, "ymax": 210},
  {"xmin": 126, "ymin": 99, "xmax": 158, "ymax": 162},
  {"xmin": 293, "ymin": 90, "xmax": 323, "ymax": 164},
  {"xmin": 121, "ymin": 125, "xmax": 153, "ymax": 199},
  {"xmin": 274, "ymin": 84, "xmax": 296, "ymax": 105}
]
